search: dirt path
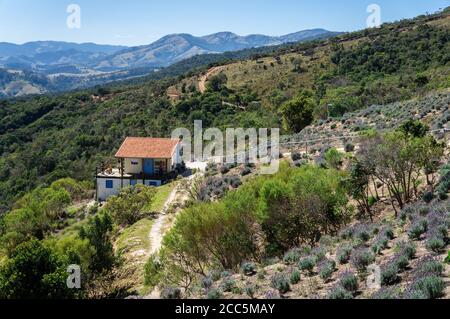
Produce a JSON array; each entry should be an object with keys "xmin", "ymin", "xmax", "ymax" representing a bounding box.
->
[
  {"xmin": 145, "ymin": 173, "xmax": 199, "ymax": 299},
  {"xmin": 148, "ymin": 185, "xmax": 179, "ymax": 254},
  {"xmin": 199, "ymin": 66, "xmax": 227, "ymax": 93}
]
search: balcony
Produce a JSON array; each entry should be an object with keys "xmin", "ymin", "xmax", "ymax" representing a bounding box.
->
[{"xmin": 96, "ymin": 167, "xmax": 176, "ymax": 182}]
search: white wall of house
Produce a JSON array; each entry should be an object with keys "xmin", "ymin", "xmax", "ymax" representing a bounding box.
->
[
  {"xmin": 97, "ymin": 178, "xmax": 130, "ymax": 202},
  {"xmin": 97, "ymin": 177, "xmax": 163, "ymax": 202},
  {"xmin": 124, "ymin": 158, "xmax": 143, "ymax": 174}
]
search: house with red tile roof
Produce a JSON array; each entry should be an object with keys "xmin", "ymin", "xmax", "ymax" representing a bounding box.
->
[{"xmin": 96, "ymin": 137, "xmax": 183, "ymax": 201}]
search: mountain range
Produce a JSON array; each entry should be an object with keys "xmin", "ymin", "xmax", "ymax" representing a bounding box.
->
[{"xmin": 0, "ymin": 29, "xmax": 340, "ymax": 97}]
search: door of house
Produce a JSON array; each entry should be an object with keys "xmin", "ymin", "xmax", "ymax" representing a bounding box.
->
[
  {"xmin": 155, "ymin": 159, "xmax": 167, "ymax": 175},
  {"xmin": 143, "ymin": 159, "xmax": 154, "ymax": 175}
]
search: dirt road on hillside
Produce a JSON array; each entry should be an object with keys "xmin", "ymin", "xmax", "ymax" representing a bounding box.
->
[{"xmin": 198, "ymin": 66, "xmax": 227, "ymax": 93}]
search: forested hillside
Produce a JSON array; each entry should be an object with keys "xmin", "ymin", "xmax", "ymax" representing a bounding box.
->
[
  {"xmin": 0, "ymin": 7, "xmax": 449, "ymax": 300},
  {"xmin": 0, "ymin": 8, "xmax": 449, "ymax": 214}
]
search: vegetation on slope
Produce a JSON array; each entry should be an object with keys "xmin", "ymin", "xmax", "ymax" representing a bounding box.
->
[
  {"xmin": 146, "ymin": 124, "xmax": 449, "ymax": 299},
  {"xmin": 0, "ymin": 9, "xmax": 448, "ymax": 213}
]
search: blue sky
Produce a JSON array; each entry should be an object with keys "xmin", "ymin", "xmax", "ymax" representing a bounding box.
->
[{"xmin": 0, "ymin": 0, "xmax": 448, "ymax": 46}]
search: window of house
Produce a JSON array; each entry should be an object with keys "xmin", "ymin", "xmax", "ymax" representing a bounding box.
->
[
  {"xmin": 131, "ymin": 159, "xmax": 139, "ymax": 165},
  {"xmin": 105, "ymin": 180, "xmax": 114, "ymax": 189}
]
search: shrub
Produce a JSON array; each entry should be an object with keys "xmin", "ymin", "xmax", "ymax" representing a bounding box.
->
[
  {"xmin": 438, "ymin": 192, "xmax": 448, "ymax": 200},
  {"xmin": 396, "ymin": 241, "xmax": 416, "ymax": 260},
  {"xmin": 290, "ymin": 269, "xmax": 301, "ymax": 285},
  {"xmin": 371, "ymin": 237, "xmax": 389, "ymax": 255},
  {"xmin": 79, "ymin": 213, "xmax": 114, "ymax": 272},
  {"xmin": 339, "ymin": 227, "xmax": 354, "ymax": 240},
  {"xmin": 426, "ymin": 237, "xmax": 446, "ymax": 253},
  {"xmin": 368, "ymin": 196, "xmax": 378, "ymax": 207},
  {"xmin": 435, "ymin": 225, "xmax": 448, "ymax": 239},
  {"xmin": 328, "ymin": 286, "xmax": 354, "ymax": 299},
  {"xmin": 270, "ymin": 273, "xmax": 290, "ymax": 294},
  {"xmin": 160, "ymin": 287, "xmax": 182, "ymax": 299},
  {"xmin": 221, "ymin": 278, "xmax": 236, "ymax": 292},
  {"xmin": 244, "ymin": 285, "xmax": 257, "ymax": 299},
  {"xmin": 408, "ymin": 220, "xmax": 428, "ymax": 240},
  {"xmin": 209, "ymin": 270, "xmax": 222, "ymax": 282},
  {"xmin": 144, "ymin": 255, "xmax": 162, "ymax": 287},
  {"xmin": 201, "ymin": 276, "xmax": 213, "ymax": 290},
  {"xmin": 324, "ymin": 148, "xmax": 344, "ymax": 169},
  {"xmin": 350, "ymin": 249, "xmax": 375, "ymax": 274},
  {"xmin": 283, "ymin": 248, "xmax": 301, "ymax": 265},
  {"xmin": 265, "ymin": 290, "xmax": 281, "ymax": 299},
  {"xmin": 105, "ymin": 185, "xmax": 156, "ymax": 227},
  {"xmin": 372, "ymin": 287, "xmax": 400, "ymax": 299},
  {"xmin": 445, "ymin": 251, "xmax": 450, "ymax": 264},
  {"xmin": 412, "ymin": 276, "xmax": 445, "ymax": 299},
  {"xmin": 420, "ymin": 260, "xmax": 444, "ymax": 276},
  {"xmin": 404, "ymin": 289, "xmax": 429, "ymax": 299},
  {"xmin": 319, "ymin": 260, "xmax": 336, "ymax": 282},
  {"xmin": 207, "ymin": 288, "xmax": 223, "ymax": 299},
  {"xmin": 311, "ymin": 246, "xmax": 327, "ymax": 262},
  {"xmin": 422, "ymin": 191, "xmax": 434, "ymax": 204},
  {"xmin": 298, "ymin": 256, "xmax": 316, "ymax": 274},
  {"xmin": 355, "ymin": 226, "xmax": 371, "ymax": 242},
  {"xmin": 383, "ymin": 227, "xmax": 395, "ymax": 240},
  {"xmin": 258, "ymin": 165, "xmax": 349, "ymax": 255},
  {"xmin": 0, "ymin": 239, "xmax": 78, "ymax": 299},
  {"xmin": 339, "ymin": 271, "xmax": 359, "ymax": 293},
  {"xmin": 394, "ymin": 255, "xmax": 409, "ymax": 272},
  {"xmin": 381, "ymin": 265, "xmax": 400, "ymax": 286},
  {"xmin": 241, "ymin": 262, "xmax": 257, "ymax": 276},
  {"xmin": 336, "ymin": 244, "xmax": 353, "ymax": 264},
  {"xmin": 418, "ymin": 206, "xmax": 430, "ymax": 216}
]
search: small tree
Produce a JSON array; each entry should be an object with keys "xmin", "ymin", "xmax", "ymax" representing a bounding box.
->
[
  {"xmin": 358, "ymin": 131, "xmax": 444, "ymax": 215},
  {"xmin": 280, "ymin": 90, "xmax": 315, "ymax": 133},
  {"xmin": 347, "ymin": 160, "xmax": 373, "ymax": 221},
  {"xmin": 400, "ymin": 119, "xmax": 429, "ymax": 138},
  {"xmin": 79, "ymin": 213, "xmax": 115, "ymax": 272},
  {"xmin": 105, "ymin": 185, "xmax": 156, "ymax": 227},
  {"xmin": 325, "ymin": 148, "xmax": 345, "ymax": 170},
  {"xmin": 207, "ymin": 73, "xmax": 228, "ymax": 92}
]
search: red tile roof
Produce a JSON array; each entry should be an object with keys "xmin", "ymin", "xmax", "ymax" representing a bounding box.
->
[{"xmin": 115, "ymin": 137, "xmax": 180, "ymax": 159}]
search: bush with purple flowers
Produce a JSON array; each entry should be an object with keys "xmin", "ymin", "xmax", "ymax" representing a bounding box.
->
[
  {"xmin": 350, "ymin": 248, "xmax": 375, "ymax": 274},
  {"xmin": 328, "ymin": 286, "xmax": 354, "ymax": 299},
  {"xmin": 381, "ymin": 264, "xmax": 400, "ymax": 286},
  {"xmin": 408, "ymin": 219, "xmax": 428, "ymax": 240},
  {"xmin": 336, "ymin": 244, "xmax": 353, "ymax": 264},
  {"xmin": 298, "ymin": 256, "xmax": 316, "ymax": 274},
  {"xmin": 270, "ymin": 273, "xmax": 290, "ymax": 294},
  {"xmin": 408, "ymin": 276, "xmax": 445, "ymax": 299},
  {"xmin": 318, "ymin": 259, "xmax": 336, "ymax": 282},
  {"xmin": 339, "ymin": 271, "xmax": 359, "ymax": 293}
]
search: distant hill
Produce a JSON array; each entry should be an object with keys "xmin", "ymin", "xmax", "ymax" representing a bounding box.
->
[
  {"xmin": 96, "ymin": 29, "xmax": 339, "ymax": 70},
  {"xmin": 0, "ymin": 41, "xmax": 126, "ymax": 58},
  {"xmin": 0, "ymin": 30, "xmax": 340, "ymax": 97}
]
